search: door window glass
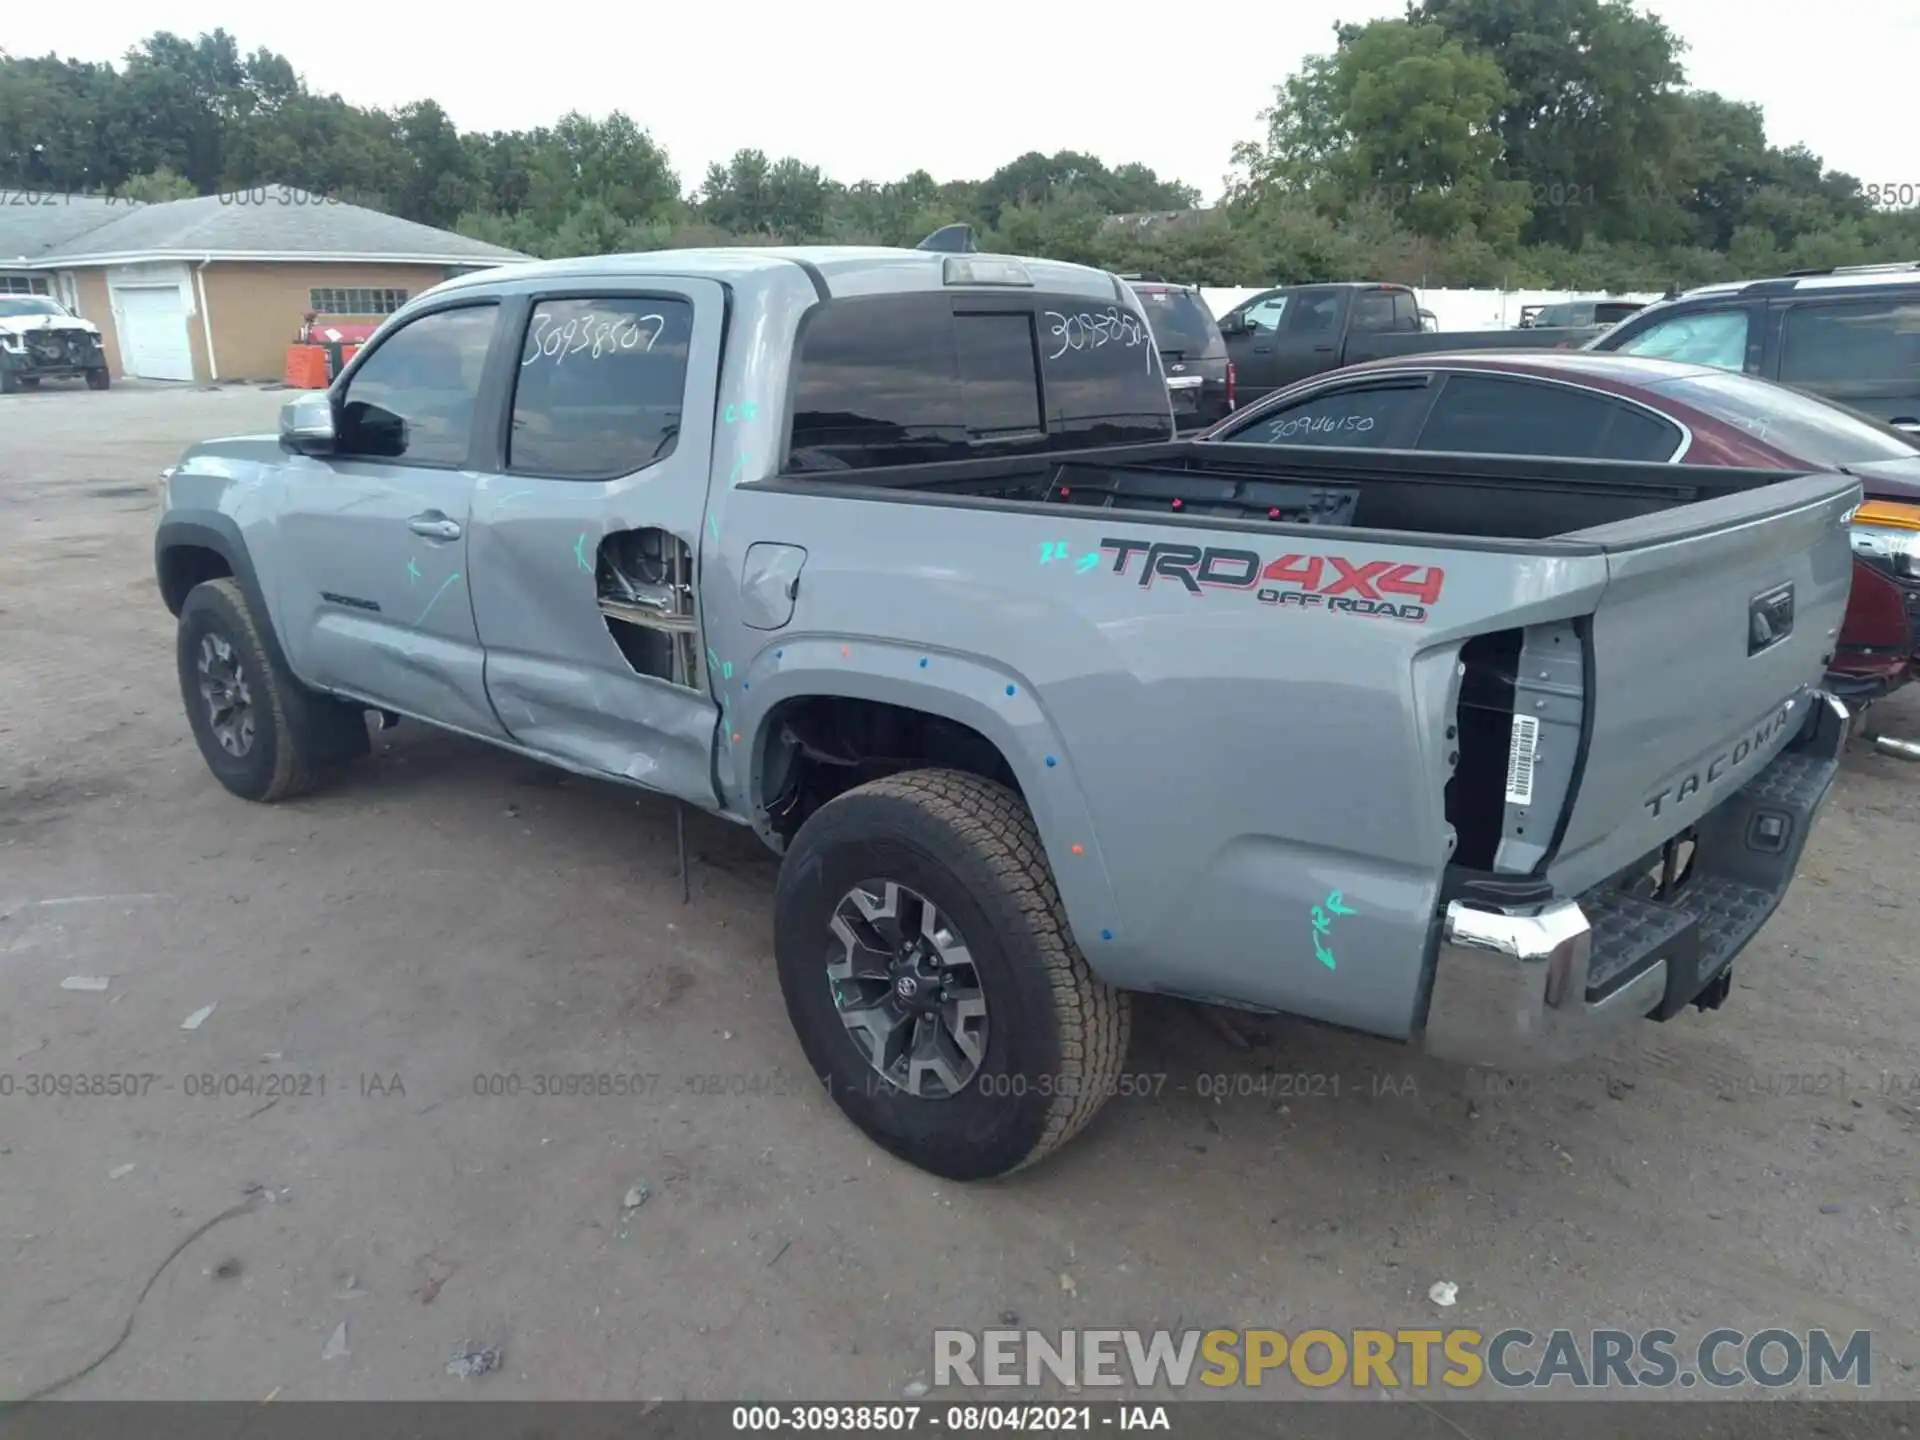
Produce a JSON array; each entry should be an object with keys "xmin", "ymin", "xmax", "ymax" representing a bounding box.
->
[
  {"xmin": 1240, "ymin": 296, "xmax": 1289, "ymax": 333},
  {"xmin": 508, "ymin": 296, "xmax": 696, "ymax": 477},
  {"xmin": 1416, "ymin": 374, "xmax": 1682, "ymax": 460},
  {"xmin": 1351, "ymin": 291, "xmax": 1396, "ymax": 333},
  {"xmin": 1218, "ymin": 380, "xmax": 1432, "ymax": 446},
  {"xmin": 1778, "ymin": 300, "xmax": 1920, "ymax": 405},
  {"xmin": 1285, "ymin": 290, "xmax": 1342, "ymax": 336},
  {"xmin": 336, "ymin": 303, "xmax": 497, "ymax": 464}
]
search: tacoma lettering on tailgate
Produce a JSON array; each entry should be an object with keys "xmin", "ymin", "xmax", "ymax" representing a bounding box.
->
[
  {"xmin": 1099, "ymin": 538, "xmax": 1444, "ymax": 624},
  {"xmin": 1643, "ymin": 702, "xmax": 1796, "ymax": 817}
]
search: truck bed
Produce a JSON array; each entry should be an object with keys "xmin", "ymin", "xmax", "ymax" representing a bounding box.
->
[
  {"xmin": 741, "ymin": 439, "xmax": 1855, "ymax": 1036},
  {"xmin": 766, "ymin": 437, "xmax": 1829, "ymax": 543}
]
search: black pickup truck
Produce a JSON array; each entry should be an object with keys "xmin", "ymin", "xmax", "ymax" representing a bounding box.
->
[{"xmin": 1216, "ymin": 282, "xmax": 1599, "ymax": 405}]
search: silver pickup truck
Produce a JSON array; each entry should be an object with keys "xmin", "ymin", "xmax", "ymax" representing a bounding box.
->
[{"xmin": 155, "ymin": 246, "xmax": 1857, "ymax": 1180}]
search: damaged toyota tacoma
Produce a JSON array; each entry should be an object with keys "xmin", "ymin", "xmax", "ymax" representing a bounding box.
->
[
  {"xmin": 154, "ymin": 246, "xmax": 1858, "ymax": 1180},
  {"xmin": 0, "ymin": 294, "xmax": 110, "ymax": 392}
]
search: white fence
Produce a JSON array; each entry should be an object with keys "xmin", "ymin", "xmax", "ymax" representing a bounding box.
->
[{"xmin": 1197, "ymin": 287, "xmax": 1666, "ymax": 332}]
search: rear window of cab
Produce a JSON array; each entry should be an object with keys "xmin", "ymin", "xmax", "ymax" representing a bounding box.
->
[{"xmin": 784, "ymin": 292, "xmax": 1173, "ymax": 471}]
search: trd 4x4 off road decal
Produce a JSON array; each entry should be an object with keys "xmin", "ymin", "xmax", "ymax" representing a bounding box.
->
[{"xmin": 1097, "ymin": 537, "xmax": 1444, "ymax": 623}]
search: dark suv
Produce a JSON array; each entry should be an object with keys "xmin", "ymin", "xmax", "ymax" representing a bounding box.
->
[
  {"xmin": 1121, "ymin": 277, "xmax": 1233, "ymax": 431},
  {"xmin": 1588, "ymin": 261, "xmax": 1920, "ymax": 434}
]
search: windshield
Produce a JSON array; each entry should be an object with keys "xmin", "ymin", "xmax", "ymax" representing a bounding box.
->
[
  {"xmin": 0, "ymin": 297, "xmax": 70, "ymax": 319},
  {"xmin": 1128, "ymin": 287, "xmax": 1225, "ymax": 358},
  {"xmin": 1648, "ymin": 371, "xmax": 1920, "ymax": 465}
]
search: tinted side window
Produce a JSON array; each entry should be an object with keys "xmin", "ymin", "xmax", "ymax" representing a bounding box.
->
[
  {"xmin": 1351, "ymin": 291, "xmax": 1396, "ymax": 333},
  {"xmin": 1391, "ymin": 292, "xmax": 1419, "ymax": 331},
  {"xmin": 1613, "ymin": 308, "xmax": 1749, "ymax": 371},
  {"xmin": 1416, "ymin": 374, "xmax": 1681, "ymax": 461},
  {"xmin": 336, "ymin": 303, "xmax": 497, "ymax": 464},
  {"xmin": 785, "ymin": 293, "xmax": 1168, "ymax": 470},
  {"xmin": 788, "ymin": 294, "xmax": 962, "ymax": 469},
  {"xmin": 1778, "ymin": 299, "xmax": 1920, "ymax": 402},
  {"xmin": 1222, "ymin": 381, "xmax": 1433, "ymax": 447},
  {"xmin": 508, "ymin": 296, "xmax": 695, "ymax": 477},
  {"xmin": 1285, "ymin": 290, "xmax": 1342, "ymax": 336}
]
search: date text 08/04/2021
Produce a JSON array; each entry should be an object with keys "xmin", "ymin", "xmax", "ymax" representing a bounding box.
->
[{"xmin": 731, "ymin": 1406, "xmax": 1171, "ymax": 1433}]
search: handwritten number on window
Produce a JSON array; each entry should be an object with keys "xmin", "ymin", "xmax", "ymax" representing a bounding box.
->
[
  {"xmin": 1042, "ymin": 308, "xmax": 1155, "ymax": 371},
  {"xmin": 521, "ymin": 310, "xmax": 665, "ymax": 367}
]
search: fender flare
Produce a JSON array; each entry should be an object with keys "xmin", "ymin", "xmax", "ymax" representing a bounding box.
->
[
  {"xmin": 736, "ymin": 638, "xmax": 1128, "ymax": 969},
  {"xmin": 155, "ymin": 511, "xmax": 291, "ymax": 674}
]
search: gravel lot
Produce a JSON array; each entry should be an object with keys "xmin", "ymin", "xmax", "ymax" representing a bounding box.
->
[{"xmin": 1, "ymin": 381, "xmax": 1917, "ymax": 1406}]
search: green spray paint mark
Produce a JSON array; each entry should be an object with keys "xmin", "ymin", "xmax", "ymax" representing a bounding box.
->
[
  {"xmin": 1075, "ymin": 551, "xmax": 1100, "ymax": 574},
  {"xmin": 1310, "ymin": 890, "xmax": 1357, "ymax": 971},
  {"xmin": 1040, "ymin": 541, "xmax": 1069, "ymax": 564},
  {"xmin": 415, "ymin": 572, "xmax": 462, "ymax": 626},
  {"xmin": 720, "ymin": 660, "xmax": 733, "ymax": 680},
  {"xmin": 573, "ymin": 533, "xmax": 591, "ymax": 572},
  {"xmin": 406, "ymin": 556, "xmax": 421, "ymax": 583},
  {"xmin": 707, "ymin": 647, "xmax": 721, "ymax": 673},
  {"xmin": 708, "ymin": 513, "xmax": 722, "ymax": 543}
]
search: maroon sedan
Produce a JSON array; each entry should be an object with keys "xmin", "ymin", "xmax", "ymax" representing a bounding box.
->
[{"xmin": 1200, "ymin": 350, "xmax": 1920, "ymax": 709}]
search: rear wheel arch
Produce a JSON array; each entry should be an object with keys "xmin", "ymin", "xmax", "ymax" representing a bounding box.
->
[
  {"xmin": 751, "ymin": 689, "xmax": 1028, "ymax": 845},
  {"xmin": 742, "ymin": 666, "xmax": 1126, "ymax": 981}
]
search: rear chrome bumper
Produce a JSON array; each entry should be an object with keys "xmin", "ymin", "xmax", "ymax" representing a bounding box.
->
[{"xmin": 1420, "ymin": 690, "xmax": 1849, "ymax": 1069}]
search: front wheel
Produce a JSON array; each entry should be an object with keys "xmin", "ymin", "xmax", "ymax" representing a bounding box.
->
[
  {"xmin": 85, "ymin": 368, "xmax": 110, "ymax": 390},
  {"xmin": 176, "ymin": 578, "xmax": 366, "ymax": 802},
  {"xmin": 774, "ymin": 769, "xmax": 1131, "ymax": 1180}
]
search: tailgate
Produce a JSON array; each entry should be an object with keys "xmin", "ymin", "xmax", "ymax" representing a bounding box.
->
[{"xmin": 1545, "ymin": 472, "xmax": 1859, "ymax": 891}]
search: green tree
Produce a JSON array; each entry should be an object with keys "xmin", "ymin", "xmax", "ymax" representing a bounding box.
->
[
  {"xmin": 114, "ymin": 165, "xmax": 196, "ymax": 201},
  {"xmin": 1411, "ymin": 0, "xmax": 1690, "ymax": 247},
  {"xmin": 699, "ymin": 149, "xmax": 835, "ymax": 238},
  {"xmin": 1236, "ymin": 20, "xmax": 1527, "ymax": 247}
]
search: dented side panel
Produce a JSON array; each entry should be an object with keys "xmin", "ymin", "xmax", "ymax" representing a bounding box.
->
[{"xmin": 465, "ymin": 276, "xmax": 732, "ymax": 809}]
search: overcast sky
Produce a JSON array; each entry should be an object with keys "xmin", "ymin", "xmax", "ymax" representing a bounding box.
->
[{"xmin": 7, "ymin": 0, "xmax": 1911, "ymax": 200}]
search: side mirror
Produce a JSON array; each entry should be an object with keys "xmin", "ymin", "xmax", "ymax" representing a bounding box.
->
[
  {"xmin": 1892, "ymin": 418, "xmax": 1920, "ymax": 436},
  {"xmin": 279, "ymin": 393, "xmax": 337, "ymax": 455},
  {"xmin": 1219, "ymin": 315, "xmax": 1248, "ymax": 336}
]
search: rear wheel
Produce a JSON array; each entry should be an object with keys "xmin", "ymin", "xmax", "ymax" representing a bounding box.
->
[
  {"xmin": 85, "ymin": 368, "xmax": 110, "ymax": 391},
  {"xmin": 17, "ymin": 376, "xmax": 40, "ymax": 390},
  {"xmin": 176, "ymin": 578, "xmax": 367, "ymax": 802},
  {"xmin": 775, "ymin": 769, "xmax": 1131, "ymax": 1180},
  {"xmin": 0, "ymin": 370, "xmax": 19, "ymax": 394}
]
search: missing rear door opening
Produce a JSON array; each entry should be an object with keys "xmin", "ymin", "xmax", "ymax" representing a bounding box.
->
[{"xmin": 597, "ymin": 528, "xmax": 702, "ymax": 688}]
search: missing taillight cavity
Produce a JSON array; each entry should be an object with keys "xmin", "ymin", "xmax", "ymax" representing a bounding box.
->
[{"xmin": 1446, "ymin": 629, "xmax": 1524, "ymax": 870}]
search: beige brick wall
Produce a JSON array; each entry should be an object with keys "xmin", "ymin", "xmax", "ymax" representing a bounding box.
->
[
  {"xmin": 201, "ymin": 262, "xmax": 454, "ymax": 382},
  {"xmin": 70, "ymin": 270, "xmax": 123, "ymax": 377}
]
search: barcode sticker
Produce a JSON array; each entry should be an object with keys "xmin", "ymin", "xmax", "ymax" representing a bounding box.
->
[{"xmin": 1505, "ymin": 714, "xmax": 1540, "ymax": 807}]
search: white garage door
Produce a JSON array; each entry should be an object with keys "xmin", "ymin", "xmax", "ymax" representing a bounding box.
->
[{"xmin": 114, "ymin": 285, "xmax": 194, "ymax": 381}]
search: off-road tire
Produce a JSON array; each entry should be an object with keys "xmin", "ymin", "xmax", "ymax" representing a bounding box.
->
[
  {"xmin": 85, "ymin": 369, "xmax": 110, "ymax": 391},
  {"xmin": 17, "ymin": 376, "xmax": 39, "ymax": 390},
  {"xmin": 0, "ymin": 370, "xmax": 19, "ymax": 395},
  {"xmin": 775, "ymin": 768, "xmax": 1131, "ymax": 1180},
  {"xmin": 176, "ymin": 577, "xmax": 366, "ymax": 802}
]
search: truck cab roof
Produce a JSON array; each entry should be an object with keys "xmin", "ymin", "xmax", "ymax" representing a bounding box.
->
[{"xmin": 431, "ymin": 245, "xmax": 1131, "ymax": 306}]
